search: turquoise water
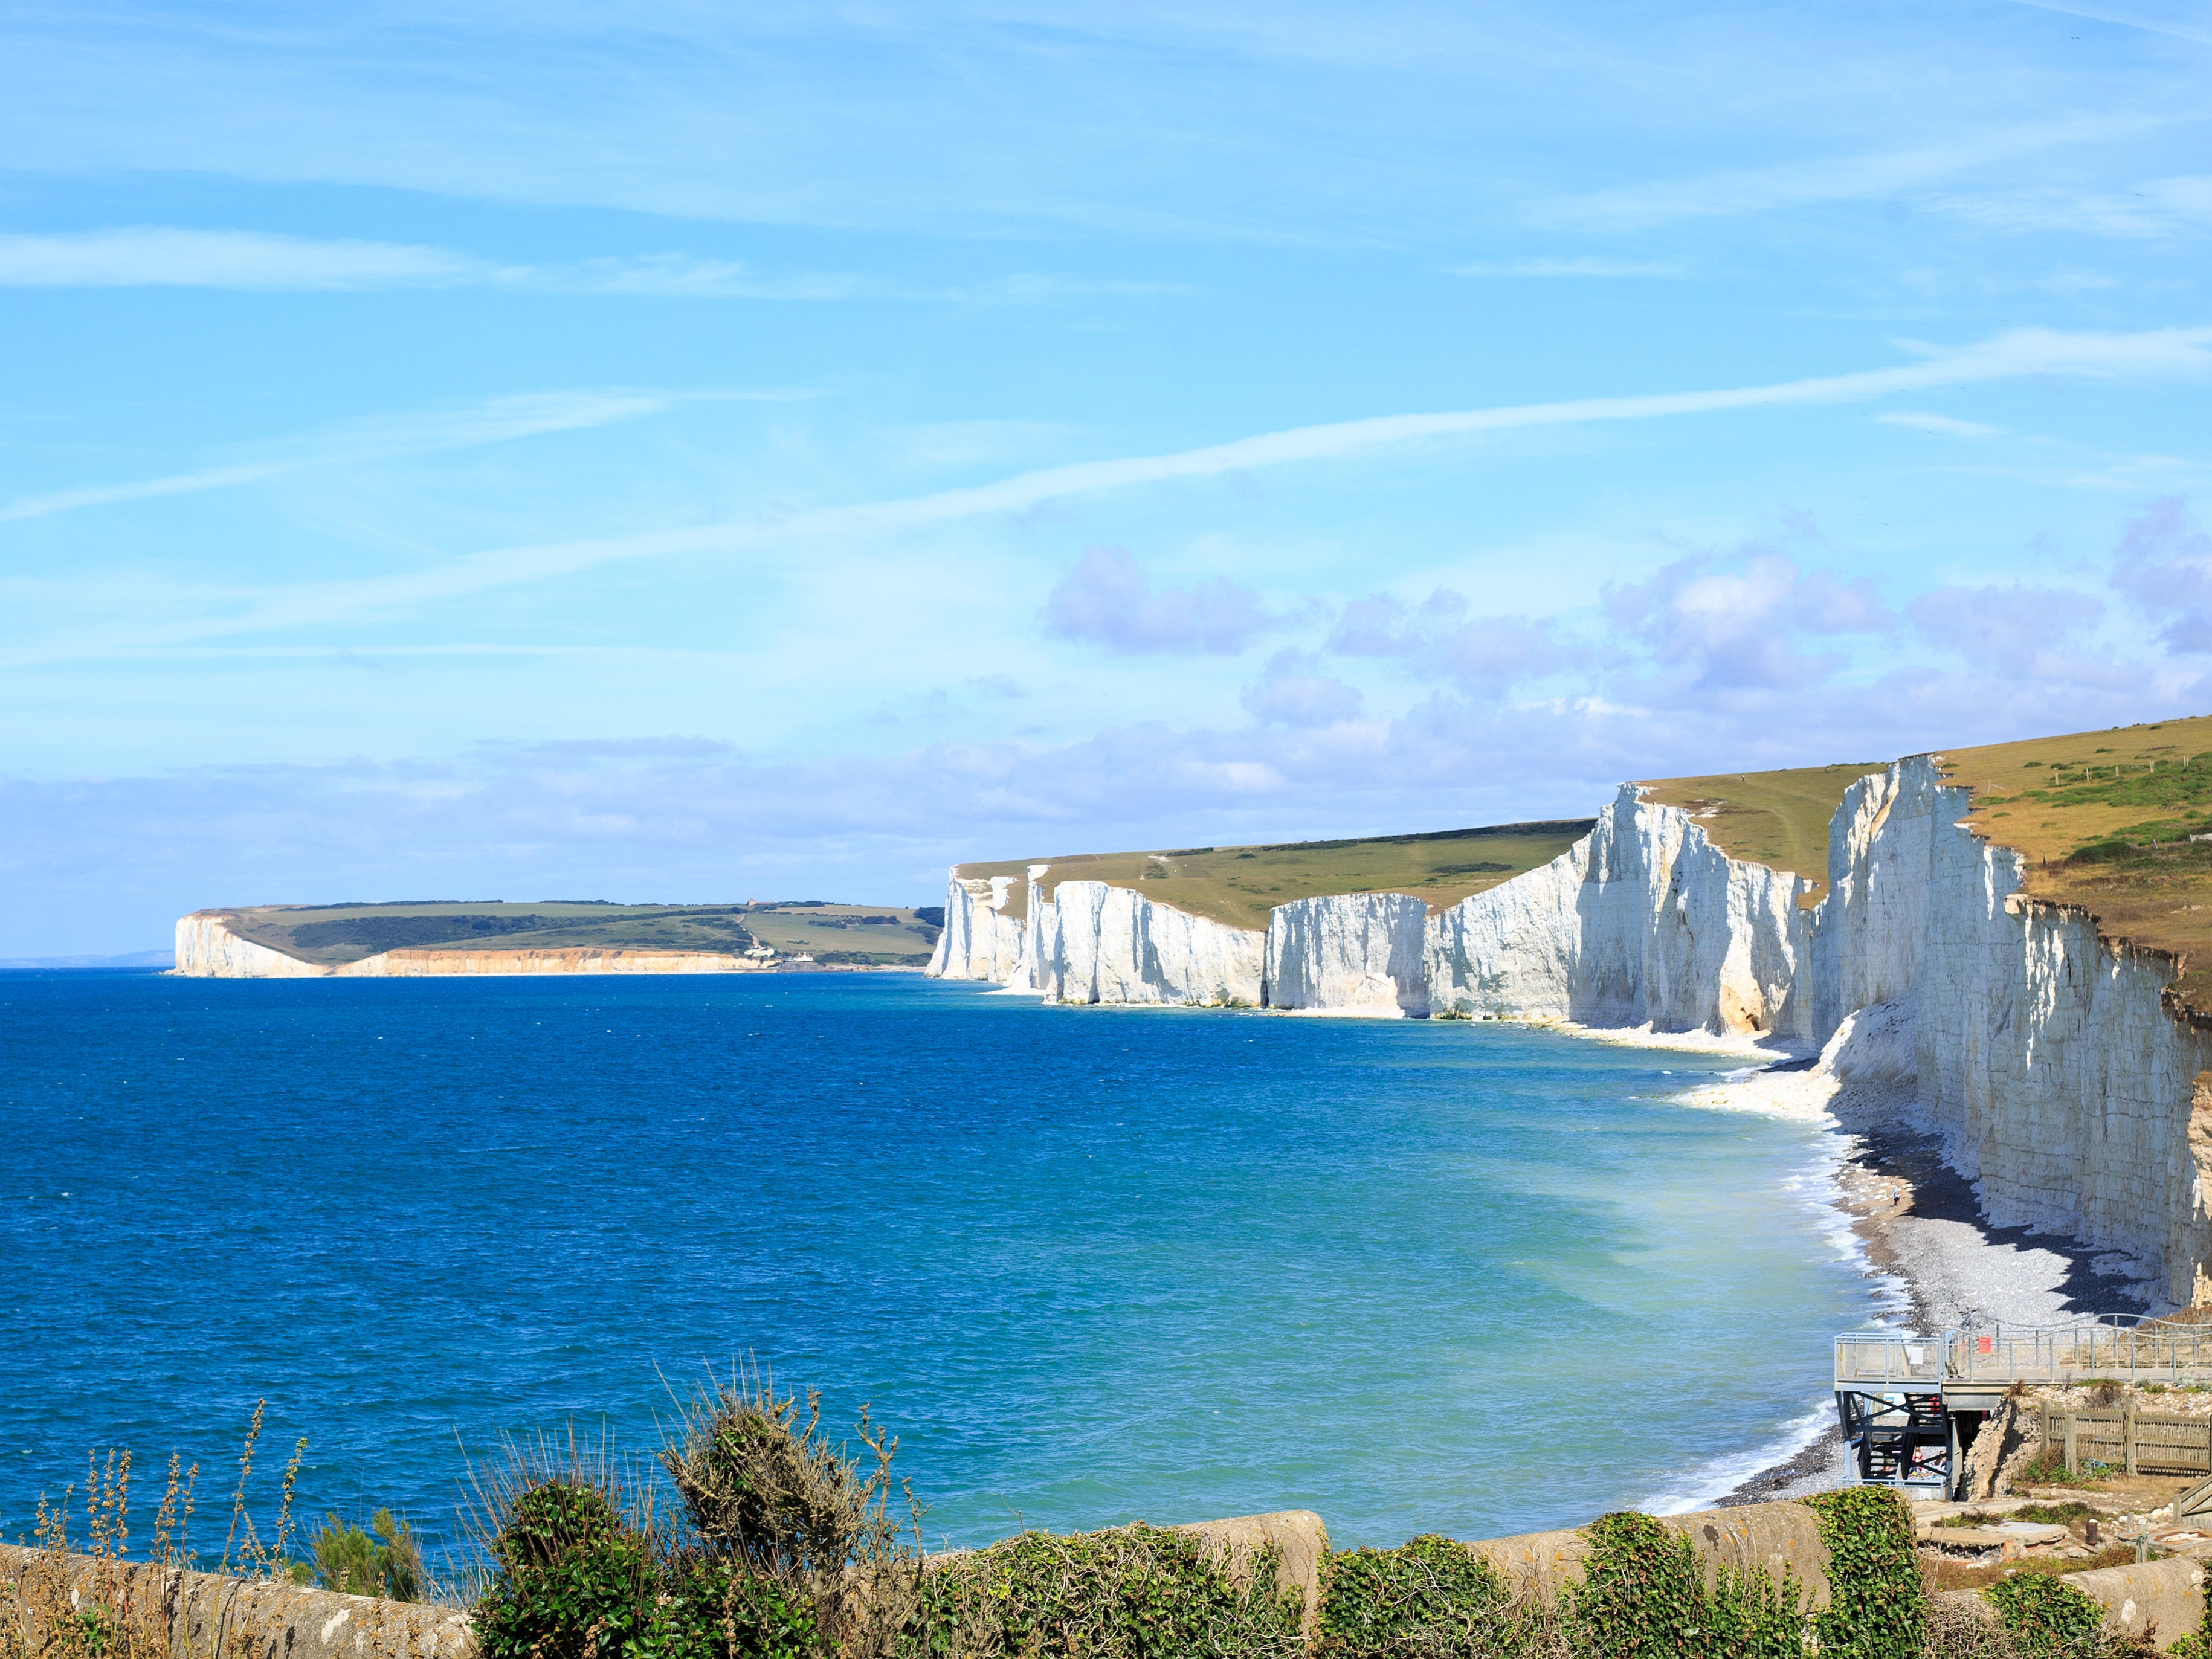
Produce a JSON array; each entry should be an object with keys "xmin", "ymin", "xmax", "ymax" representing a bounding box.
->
[{"xmin": 0, "ymin": 970, "xmax": 1868, "ymax": 1561}]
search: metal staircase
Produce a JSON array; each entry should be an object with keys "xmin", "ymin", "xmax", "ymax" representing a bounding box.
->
[{"xmin": 1833, "ymin": 1316, "xmax": 2212, "ymax": 1498}]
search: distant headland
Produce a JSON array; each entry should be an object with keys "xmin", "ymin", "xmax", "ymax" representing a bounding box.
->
[{"xmin": 173, "ymin": 899, "xmax": 945, "ymax": 978}]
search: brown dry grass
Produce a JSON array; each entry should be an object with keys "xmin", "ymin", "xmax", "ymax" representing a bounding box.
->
[
  {"xmin": 953, "ymin": 819, "xmax": 1595, "ymax": 930},
  {"xmin": 1938, "ymin": 714, "xmax": 2212, "ymax": 1020},
  {"xmin": 4, "ymin": 1402, "xmax": 311, "ymax": 1659},
  {"xmin": 1922, "ymin": 1544, "xmax": 2144, "ymax": 1593},
  {"xmin": 1636, "ymin": 762, "xmax": 1886, "ymax": 906}
]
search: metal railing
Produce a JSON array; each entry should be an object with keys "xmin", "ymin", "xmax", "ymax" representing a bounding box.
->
[
  {"xmin": 1836, "ymin": 1316, "xmax": 2212, "ymax": 1391},
  {"xmin": 1835, "ymin": 1332, "xmax": 1943, "ymax": 1387}
]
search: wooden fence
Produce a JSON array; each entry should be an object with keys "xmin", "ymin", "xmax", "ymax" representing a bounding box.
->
[{"xmin": 2040, "ymin": 1406, "xmax": 2212, "ymax": 1475}]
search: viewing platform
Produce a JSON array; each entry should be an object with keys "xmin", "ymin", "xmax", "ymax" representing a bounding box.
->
[{"xmin": 1834, "ymin": 1318, "xmax": 2212, "ymax": 1496}]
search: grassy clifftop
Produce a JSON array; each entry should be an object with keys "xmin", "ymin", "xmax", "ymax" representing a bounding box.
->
[
  {"xmin": 1943, "ymin": 714, "xmax": 2212, "ymax": 1016},
  {"xmin": 954, "ymin": 819, "xmax": 1596, "ymax": 932},
  {"xmin": 1637, "ymin": 762, "xmax": 1884, "ymax": 906},
  {"xmin": 222, "ymin": 900, "xmax": 941, "ymax": 968},
  {"xmin": 1646, "ymin": 715, "xmax": 2212, "ymax": 1014}
]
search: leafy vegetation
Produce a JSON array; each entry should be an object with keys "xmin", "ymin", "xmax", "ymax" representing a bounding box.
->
[
  {"xmin": 7, "ymin": 1400, "xmax": 2077, "ymax": 1659},
  {"xmin": 468, "ymin": 1371, "xmax": 916, "ymax": 1659},
  {"xmin": 1578, "ymin": 1510, "xmax": 1807, "ymax": 1658},
  {"xmin": 912, "ymin": 1524, "xmax": 1303, "ymax": 1659},
  {"xmin": 309, "ymin": 1507, "xmax": 425, "ymax": 1599},
  {"xmin": 1317, "ymin": 1533, "xmax": 1514, "ymax": 1656},
  {"xmin": 1802, "ymin": 1486, "xmax": 1926, "ymax": 1658},
  {"xmin": 1982, "ymin": 1574, "xmax": 2107, "ymax": 1658}
]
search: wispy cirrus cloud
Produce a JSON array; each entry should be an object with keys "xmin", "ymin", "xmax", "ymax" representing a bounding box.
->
[
  {"xmin": 1543, "ymin": 114, "xmax": 2165, "ymax": 227},
  {"xmin": 0, "ymin": 227, "xmax": 1178, "ymax": 301},
  {"xmin": 2001, "ymin": 0, "xmax": 2212, "ymax": 46},
  {"xmin": 10, "ymin": 323, "xmax": 2211, "ymax": 664},
  {"xmin": 0, "ymin": 389, "xmax": 782, "ymax": 524},
  {"xmin": 1917, "ymin": 173, "xmax": 2212, "ymax": 238},
  {"xmin": 1877, "ymin": 411, "xmax": 2004, "ymax": 437}
]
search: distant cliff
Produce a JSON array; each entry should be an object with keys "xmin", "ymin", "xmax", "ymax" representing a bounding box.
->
[
  {"xmin": 932, "ymin": 757, "xmax": 2212, "ymax": 1306},
  {"xmin": 174, "ymin": 912, "xmax": 770, "ymax": 979}
]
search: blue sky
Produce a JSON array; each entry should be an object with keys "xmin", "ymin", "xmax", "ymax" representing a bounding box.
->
[{"xmin": 5, "ymin": 0, "xmax": 2212, "ymax": 953}]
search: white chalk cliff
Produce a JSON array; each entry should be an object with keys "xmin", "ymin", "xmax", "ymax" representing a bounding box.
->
[
  {"xmin": 173, "ymin": 912, "xmax": 772, "ymax": 979},
  {"xmin": 930, "ymin": 756, "xmax": 2212, "ymax": 1305}
]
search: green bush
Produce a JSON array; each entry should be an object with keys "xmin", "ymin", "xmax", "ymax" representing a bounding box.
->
[
  {"xmin": 1802, "ymin": 1486, "xmax": 1926, "ymax": 1659},
  {"xmin": 1569, "ymin": 1512, "xmax": 1804, "ymax": 1659},
  {"xmin": 1317, "ymin": 1533, "xmax": 1511, "ymax": 1656},
  {"xmin": 660, "ymin": 1561, "xmax": 819, "ymax": 1659},
  {"xmin": 1982, "ymin": 1573, "xmax": 2106, "ymax": 1657},
  {"xmin": 474, "ymin": 1481, "xmax": 665, "ymax": 1659},
  {"xmin": 309, "ymin": 1508, "xmax": 424, "ymax": 1600},
  {"xmin": 909, "ymin": 1523, "xmax": 1303, "ymax": 1659}
]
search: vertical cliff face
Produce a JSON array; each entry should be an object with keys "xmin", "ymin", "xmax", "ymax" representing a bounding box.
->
[
  {"xmin": 929, "ymin": 755, "xmax": 2212, "ymax": 1303},
  {"xmin": 1265, "ymin": 892, "xmax": 1430, "ymax": 1015},
  {"xmin": 174, "ymin": 912, "xmax": 326, "ymax": 978},
  {"xmin": 926, "ymin": 875, "xmax": 1030, "ymax": 982},
  {"xmin": 1813, "ymin": 757, "xmax": 2212, "ymax": 1306},
  {"xmin": 1027, "ymin": 876, "xmax": 1264, "ymax": 1007},
  {"xmin": 175, "ymin": 912, "xmax": 769, "ymax": 978},
  {"xmin": 1425, "ymin": 785, "xmax": 1813, "ymax": 1039}
]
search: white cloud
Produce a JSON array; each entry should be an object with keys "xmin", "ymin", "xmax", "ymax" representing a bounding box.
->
[
  {"xmin": 1326, "ymin": 588, "xmax": 1574, "ymax": 697},
  {"xmin": 1877, "ymin": 412, "xmax": 2004, "ymax": 438},
  {"xmin": 1603, "ymin": 549, "xmax": 1895, "ymax": 697},
  {"xmin": 1242, "ymin": 649, "xmax": 1364, "ymax": 726},
  {"xmin": 1920, "ymin": 174, "xmax": 2212, "ymax": 238},
  {"xmin": 0, "ymin": 390, "xmax": 742, "ymax": 524},
  {"xmin": 0, "ymin": 227, "xmax": 1179, "ymax": 301},
  {"xmin": 1906, "ymin": 581, "xmax": 2128, "ymax": 686},
  {"xmin": 1042, "ymin": 546, "xmax": 1271, "ymax": 654},
  {"xmin": 2110, "ymin": 496, "xmax": 2212, "ymax": 651},
  {"xmin": 10, "ymin": 323, "xmax": 2211, "ymax": 665},
  {"xmin": 0, "ymin": 227, "xmax": 478, "ymax": 289},
  {"xmin": 1545, "ymin": 114, "xmax": 2163, "ymax": 227}
]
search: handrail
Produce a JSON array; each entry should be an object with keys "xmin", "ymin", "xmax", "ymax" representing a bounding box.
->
[{"xmin": 1836, "ymin": 1317, "xmax": 2212, "ymax": 1391}]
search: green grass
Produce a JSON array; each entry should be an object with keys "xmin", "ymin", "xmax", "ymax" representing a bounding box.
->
[
  {"xmin": 1941, "ymin": 712, "xmax": 2212, "ymax": 1018},
  {"xmin": 1637, "ymin": 762, "xmax": 1886, "ymax": 906},
  {"xmin": 217, "ymin": 900, "xmax": 941, "ymax": 968},
  {"xmin": 953, "ymin": 819, "xmax": 1595, "ymax": 932},
  {"xmin": 1637, "ymin": 714, "xmax": 2212, "ymax": 1017}
]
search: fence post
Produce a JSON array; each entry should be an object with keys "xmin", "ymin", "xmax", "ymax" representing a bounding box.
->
[
  {"xmin": 2066, "ymin": 1413, "xmax": 2079, "ymax": 1477},
  {"xmin": 2126, "ymin": 1405, "xmax": 2138, "ymax": 1475}
]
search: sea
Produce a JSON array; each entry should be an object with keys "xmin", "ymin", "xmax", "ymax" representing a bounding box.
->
[{"xmin": 0, "ymin": 969, "xmax": 1875, "ymax": 1566}]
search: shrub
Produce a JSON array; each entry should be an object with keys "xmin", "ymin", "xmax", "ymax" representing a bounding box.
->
[
  {"xmin": 660, "ymin": 1368, "xmax": 918, "ymax": 1658},
  {"xmin": 473, "ymin": 1480, "xmax": 665, "ymax": 1659},
  {"xmin": 1317, "ymin": 1533, "xmax": 1513, "ymax": 1656},
  {"xmin": 1983, "ymin": 1573, "xmax": 2106, "ymax": 1657},
  {"xmin": 1802, "ymin": 1485, "xmax": 1925, "ymax": 1659},
  {"xmin": 910, "ymin": 1523, "xmax": 1303, "ymax": 1659},
  {"xmin": 470, "ymin": 1373, "xmax": 911, "ymax": 1659},
  {"xmin": 1569, "ymin": 1512, "xmax": 1804, "ymax": 1659},
  {"xmin": 309, "ymin": 1508, "xmax": 424, "ymax": 1600}
]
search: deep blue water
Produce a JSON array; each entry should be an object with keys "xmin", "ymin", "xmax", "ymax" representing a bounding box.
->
[{"xmin": 0, "ymin": 970, "xmax": 1868, "ymax": 1563}]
